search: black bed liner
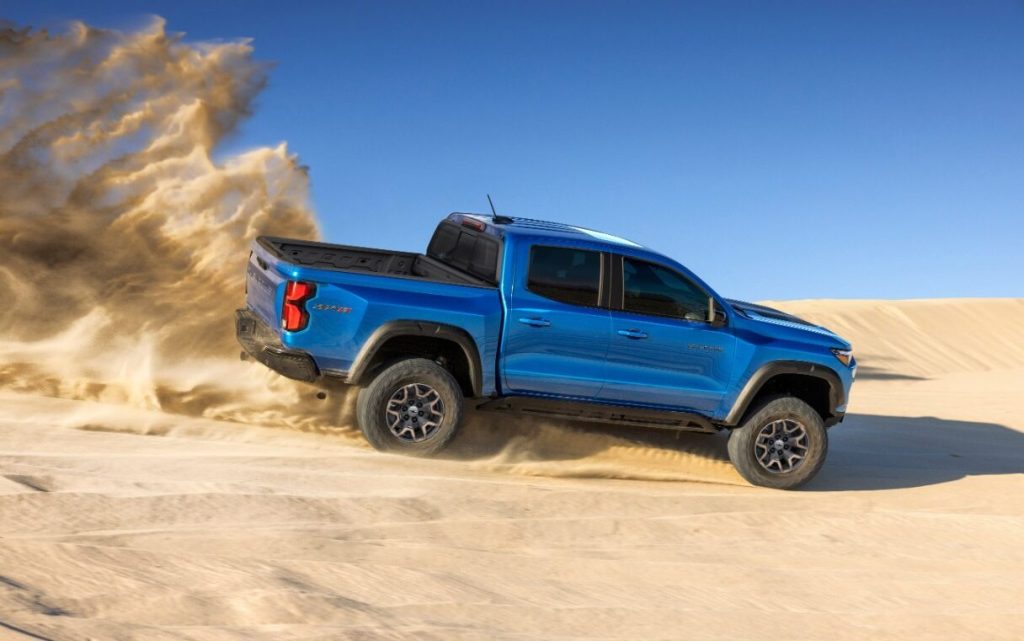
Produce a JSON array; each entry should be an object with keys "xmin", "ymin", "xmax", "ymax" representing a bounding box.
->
[{"xmin": 257, "ymin": 236, "xmax": 489, "ymax": 286}]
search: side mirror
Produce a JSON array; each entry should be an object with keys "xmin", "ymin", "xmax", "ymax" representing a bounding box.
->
[{"xmin": 708, "ymin": 297, "xmax": 727, "ymax": 328}]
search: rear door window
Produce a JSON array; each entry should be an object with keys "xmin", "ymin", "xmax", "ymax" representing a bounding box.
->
[{"xmin": 527, "ymin": 246, "xmax": 602, "ymax": 307}]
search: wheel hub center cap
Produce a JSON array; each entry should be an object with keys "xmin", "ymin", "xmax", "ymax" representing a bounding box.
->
[
  {"xmin": 755, "ymin": 419, "xmax": 809, "ymax": 474},
  {"xmin": 385, "ymin": 383, "xmax": 445, "ymax": 443}
]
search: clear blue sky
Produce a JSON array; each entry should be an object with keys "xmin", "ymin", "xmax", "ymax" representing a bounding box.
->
[{"xmin": 6, "ymin": 1, "xmax": 1023, "ymax": 300}]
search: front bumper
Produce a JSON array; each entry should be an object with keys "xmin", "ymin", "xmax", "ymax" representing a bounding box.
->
[
  {"xmin": 235, "ymin": 308, "xmax": 319, "ymax": 382},
  {"xmin": 824, "ymin": 411, "xmax": 846, "ymax": 428}
]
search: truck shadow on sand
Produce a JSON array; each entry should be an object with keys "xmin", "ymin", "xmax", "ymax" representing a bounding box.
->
[
  {"xmin": 450, "ymin": 411, "xmax": 1024, "ymax": 491},
  {"xmin": 806, "ymin": 413, "xmax": 1024, "ymax": 491}
]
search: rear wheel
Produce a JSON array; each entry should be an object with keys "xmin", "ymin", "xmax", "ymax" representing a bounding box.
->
[
  {"xmin": 727, "ymin": 396, "xmax": 827, "ymax": 489},
  {"xmin": 356, "ymin": 358, "xmax": 463, "ymax": 455}
]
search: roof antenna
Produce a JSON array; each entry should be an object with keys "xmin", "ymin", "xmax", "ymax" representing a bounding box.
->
[{"xmin": 486, "ymin": 194, "xmax": 513, "ymax": 224}]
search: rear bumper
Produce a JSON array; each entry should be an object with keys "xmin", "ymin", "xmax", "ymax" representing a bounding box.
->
[{"xmin": 235, "ymin": 308, "xmax": 319, "ymax": 382}]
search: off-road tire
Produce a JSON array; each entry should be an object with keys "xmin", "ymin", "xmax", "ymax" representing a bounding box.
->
[
  {"xmin": 727, "ymin": 396, "xmax": 828, "ymax": 490},
  {"xmin": 356, "ymin": 358, "xmax": 463, "ymax": 455}
]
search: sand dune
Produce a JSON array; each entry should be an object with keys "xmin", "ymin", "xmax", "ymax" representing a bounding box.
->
[
  {"xmin": 1, "ymin": 298, "xmax": 1022, "ymax": 641},
  {"xmin": 771, "ymin": 298, "xmax": 1024, "ymax": 378}
]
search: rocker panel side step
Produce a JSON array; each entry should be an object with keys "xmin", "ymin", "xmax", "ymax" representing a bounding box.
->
[{"xmin": 475, "ymin": 396, "xmax": 717, "ymax": 433}]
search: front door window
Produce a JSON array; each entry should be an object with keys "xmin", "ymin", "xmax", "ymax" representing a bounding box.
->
[{"xmin": 622, "ymin": 257, "xmax": 708, "ymax": 322}]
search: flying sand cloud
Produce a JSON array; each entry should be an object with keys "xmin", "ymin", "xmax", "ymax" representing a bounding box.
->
[
  {"xmin": 0, "ymin": 17, "xmax": 317, "ymax": 351},
  {"xmin": 0, "ymin": 18, "xmax": 347, "ymax": 428}
]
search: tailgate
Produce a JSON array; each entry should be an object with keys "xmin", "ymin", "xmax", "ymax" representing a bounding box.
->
[{"xmin": 245, "ymin": 241, "xmax": 287, "ymax": 330}]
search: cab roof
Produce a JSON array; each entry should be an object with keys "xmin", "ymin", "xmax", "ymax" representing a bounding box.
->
[{"xmin": 447, "ymin": 212, "xmax": 645, "ymax": 249}]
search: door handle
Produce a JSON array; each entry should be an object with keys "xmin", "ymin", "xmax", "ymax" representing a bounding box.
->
[
  {"xmin": 518, "ymin": 317, "xmax": 551, "ymax": 328},
  {"xmin": 617, "ymin": 328, "xmax": 648, "ymax": 339}
]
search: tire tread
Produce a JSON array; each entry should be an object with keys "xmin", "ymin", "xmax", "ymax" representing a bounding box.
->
[
  {"xmin": 356, "ymin": 358, "xmax": 463, "ymax": 456},
  {"xmin": 727, "ymin": 395, "xmax": 828, "ymax": 490}
]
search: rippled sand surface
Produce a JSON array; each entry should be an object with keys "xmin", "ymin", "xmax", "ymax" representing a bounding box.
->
[{"xmin": 1, "ymin": 299, "xmax": 1022, "ymax": 641}]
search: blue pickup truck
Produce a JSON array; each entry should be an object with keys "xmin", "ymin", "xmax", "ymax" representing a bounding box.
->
[{"xmin": 237, "ymin": 213, "xmax": 855, "ymax": 489}]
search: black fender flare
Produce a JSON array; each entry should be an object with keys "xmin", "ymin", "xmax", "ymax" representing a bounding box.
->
[
  {"xmin": 345, "ymin": 320, "xmax": 484, "ymax": 396},
  {"xmin": 723, "ymin": 361, "xmax": 845, "ymax": 426}
]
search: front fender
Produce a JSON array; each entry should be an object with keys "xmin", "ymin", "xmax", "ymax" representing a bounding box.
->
[{"xmin": 722, "ymin": 360, "xmax": 846, "ymax": 426}]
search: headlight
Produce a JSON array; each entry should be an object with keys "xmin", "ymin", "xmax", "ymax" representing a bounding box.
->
[{"xmin": 831, "ymin": 348, "xmax": 854, "ymax": 367}]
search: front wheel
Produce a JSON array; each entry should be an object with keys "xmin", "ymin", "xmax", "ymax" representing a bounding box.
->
[
  {"xmin": 356, "ymin": 358, "xmax": 464, "ymax": 456},
  {"xmin": 727, "ymin": 396, "xmax": 828, "ymax": 490}
]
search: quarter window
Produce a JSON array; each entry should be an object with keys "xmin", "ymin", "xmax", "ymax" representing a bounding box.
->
[
  {"xmin": 622, "ymin": 257, "xmax": 709, "ymax": 320},
  {"xmin": 427, "ymin": 222, "xmax": 500, "ymax": 283},
  {"xmin": 527, "ymin": 246, "xmax": 601, "ymax": 307}
]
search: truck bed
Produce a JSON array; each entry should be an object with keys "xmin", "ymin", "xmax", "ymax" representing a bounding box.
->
[
  {"xmin": 245, "ymin": 233, "xmax": 502, "ymax": 384},
  {"xmin": 258, "ymin": 236, "xmax": 488, "ymax": 286}
]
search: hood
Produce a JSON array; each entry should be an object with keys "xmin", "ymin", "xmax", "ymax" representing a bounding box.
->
[{"xmin": 726, "ymin": 299, "xmax": 849, "ymax": 346}]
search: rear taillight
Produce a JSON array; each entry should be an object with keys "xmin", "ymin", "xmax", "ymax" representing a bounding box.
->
[{"xmin": 282, "ymin": 280, "xmax": 315, "ymax": 331}]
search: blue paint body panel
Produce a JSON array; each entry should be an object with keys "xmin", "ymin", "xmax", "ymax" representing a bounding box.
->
[{"xmin": 244, "ymin": 213, "xmax": 856, "ymax": 423}]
